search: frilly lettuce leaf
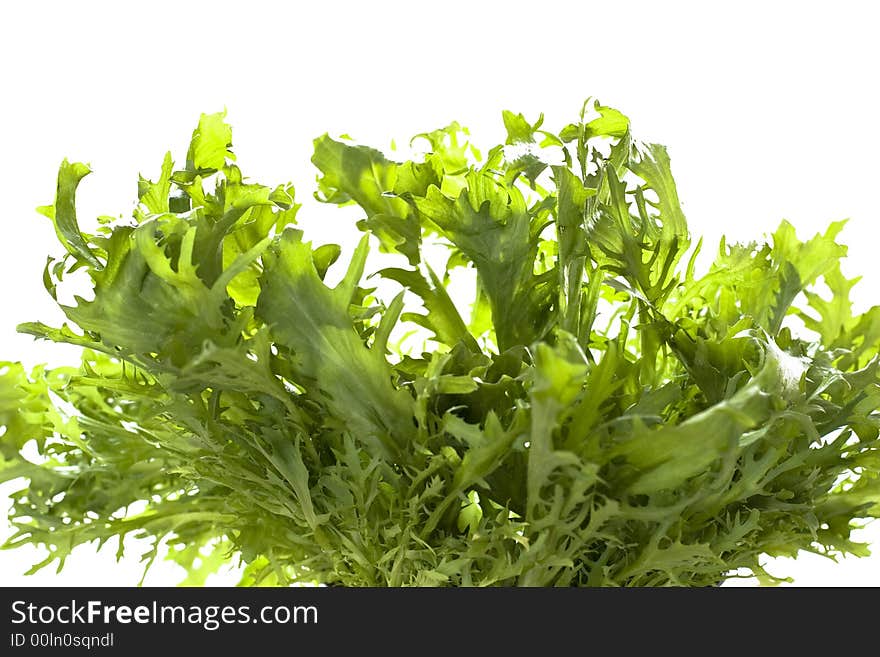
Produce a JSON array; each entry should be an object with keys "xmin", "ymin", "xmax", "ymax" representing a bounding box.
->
[{"xmin": 3, "ymin": 105, "xmax": 880, "ymax": 587}]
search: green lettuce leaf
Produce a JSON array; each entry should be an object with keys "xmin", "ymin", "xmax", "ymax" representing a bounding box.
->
[{"xmin": 3, "ymin": 103, "xmax": 880, "ymax": 587}]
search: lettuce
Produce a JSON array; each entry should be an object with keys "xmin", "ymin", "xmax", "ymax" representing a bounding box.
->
[{"xmin": 3, "ymin": 102, "xmax": 880, "ymax": 586}]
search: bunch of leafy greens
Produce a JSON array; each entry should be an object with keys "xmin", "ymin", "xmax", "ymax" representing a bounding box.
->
[{"xmin": 2, "ymin": 103, "xmax": 880, "ymax": 587}]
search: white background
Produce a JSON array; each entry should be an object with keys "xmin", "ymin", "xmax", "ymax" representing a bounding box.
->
[{"xmin": 1, "ymin": 0, "xmax": 879, "ymax": 586}]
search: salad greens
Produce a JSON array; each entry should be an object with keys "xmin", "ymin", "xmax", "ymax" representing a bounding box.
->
[{"xmin": 2, "ymin": 102, "xmax": 880, "ymax": 586}]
